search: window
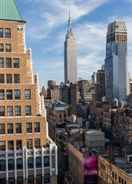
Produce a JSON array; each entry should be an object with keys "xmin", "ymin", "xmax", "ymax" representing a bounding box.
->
[
  {"xmin": 13, "ymin": 58, "xmax": 20, "ymax": 68},
  {"xmin": 14, "ymin": 74, "xmax": 20, "ymax": 83},
  {"xmin": 27, "ymin": 139, "xmax": 33, "ymax": 149},
  {"xmin": 16, "ymin": 140, "xmax": 22, "ymax": 150},
  {"xmin": 6, "ymin": 74, "xmax": 12, "ymax": 83},
  {"xmin": 6, "ymin": 90, "xmax": 13, "ymax": 100},
  {"xmin": 28, "ymin": 176, "xmax": 34, "ymax": 184},
  {"xmin": 16, "ymin": 158, "xmax": 23, "ymax": 170},
  {"xmin": 24, "ymin": 89, "xmax": 31, "ymax": 99},
  {"xmin": 36, "ymin": 157, "xmax": 42, "ymax": 168},
  {"xmin": 7, "ymin": 107, "xmax": 13, "ymax": 116},
  {"xmin": 44, "ymin": 156, "xmax": 50, "ymax": 167},
  {"xmin": 0, "ymin": 58, "xmax": 4, "ymax": 68},
  {"xmin": 0, "ymin": 90, "xmax": 4, "ymax": 100},
  {"xmin": 34, "ymin": 122, "xmax": 40, "ymax": 133},
  {"xmin": 0, "ymin": 43, "xmax": 4, "ymax": 52},
  {"xmin": 14, "ymin": 89, "xmax": 21, "ymax": 100},
  {"xmin": 52, "ymin": 155, "xmax": 56, "ymax": 169},
  {"xmin": 8, "ymin": 159, "xmax": 14, "ymax": 170},
  {"xmin": 0, "ymin": 28, "xmax": 3, "ymax": 38},
  {"xmin": 7, "ymin": 123, "xmax": 13, "ymax": 134},
  {"xmin": 6, "ymin": 58, "xmax": 12, "ymax": 68},
  {"xmin": 5, "ymin": 28, "xmax": 11, "ymax": 38},
  {"xmin": 5, "ymin": 43, "xmax": 11, "ymax": 52},
  {"xmin": 0, "ymin": 141, "xmax": 5, "ymax": 151},
  {"xmin": 15, "ymin": 106, "xmax": 21, "ymax": 116},
  {"xmin": 26, "ymin": 122, "xmax": 32, "ymax": 133},
  {"xmin": 0, "ymin": 178, "xmax": 6, "ymax": 184},
  {"xmin": 44, "ymin": 174, "xmax": 50, "ymax": 183},
  {"xmin": 0, "ymin": 124, "xmax": 5, "ymax": 134},
  {"xmin": 25, "ymin": 105, "xmax": 32, "ymax": 116},
  {"xmin": 8, "ymin": 140, "xmax": 14, "ymax": 150},
  {"xmin": 0, "ymin": 106, "xmax": 5, "ymax": 116},
  {"xmin": 0, "ymin": 160, "xmax": 6, "ymax": 171},
  {"xmin": 28, "ymin": 157, "xmax": 34, "ymax": 169},
  {"xmin": 8, "ymin": 178, "xmax": 15, "ymax": 184},
  {"xmin": 16, "ymin": 123, "xmax": 22, "ymax": 134},
  {"xmin": 0, "ymin": 74, "xmax": 4, "ymax": 83},
  {"xmin": 36, "ymin": 175, "xmax": 42, "ymax": 184},
  {"xmin": 17, "ymin": 177, "xmax": 23, "ymax": 184},
  {"xmin": 35, "ymin": 138, "xmax": 41, "ymax": 149}
]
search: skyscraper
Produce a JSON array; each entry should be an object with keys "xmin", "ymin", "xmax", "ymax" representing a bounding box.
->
[
  {"xmin": 0, "ymin": 1, "xmax": 57, "ymax": 184},
  {"xmin": 105, "ymin": 20, "xmax": 127, "ymax": 101},
  {"xmin": 64, "ymin": 13, "xmax": 77, "ymax": 84}
]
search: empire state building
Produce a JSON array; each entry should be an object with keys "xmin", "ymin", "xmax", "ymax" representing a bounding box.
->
[{"xmin": 64, "ymin": 13, "xmax": 77, "ymax": 84}]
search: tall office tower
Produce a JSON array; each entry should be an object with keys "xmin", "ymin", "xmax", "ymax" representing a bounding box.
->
[
  {"xmin": 105, "ymin": 20, "xmax": 127, "ymax": 101},
  {"xmin": 0, "ymin": 1, "xmax": 57, "ymax": 184},
  {"xmin": 96, "ymin": 68, "xmax": 105, "ymax": 102},
  {"xmin": 64, "ymin": 13, "xmax": 77, "ymax": 84}
]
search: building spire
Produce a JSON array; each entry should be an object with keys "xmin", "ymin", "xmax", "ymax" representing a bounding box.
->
[{"xmin": 67, "ymin": 8, "xmax": 72, "ymax": 33}]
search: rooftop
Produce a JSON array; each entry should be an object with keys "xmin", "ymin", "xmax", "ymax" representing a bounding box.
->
[{"xmin": 0, "ymin": 0, "xmax": 24, "ymax": 22}]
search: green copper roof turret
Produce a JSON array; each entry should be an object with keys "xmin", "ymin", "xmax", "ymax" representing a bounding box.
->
[{"xmin": 0, "ymin": 0, "xmax": 25, "ymax": 22}]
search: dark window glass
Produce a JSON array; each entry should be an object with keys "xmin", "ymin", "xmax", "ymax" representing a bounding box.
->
[
  {"xmin": 6, "ymin": 58, "xmax": 12, "ymax": 68},
  {"xmin": 27, "ymin": 139, "xmax": 33, "ymax": 149},
  {"xmin": 7, "ymin": 106, "xmax": 13, "ymax": 116},
  {"xmin": 17, "ymin": 177, "xmax": 23, "ymax": 184},
  {"xmin": 28, "ymin": 176, "xmax": 34, "ymax": 184},
  {"xmin": 24, "ymin": 89, "xmax": 31, "ymax": 99},
  {"xmin": 0, "ymin": 160, "xmax": 6, "ymax": 171},
  {"xmin": 26, "ymin": 122, "xmax": 32, "ymax": 133},
  {"xmin": 6, "ymin": 90, "xmax": 13, "ymax": 100},
  {"xmin": 36, "ymin": 157, "xmax": 42, "ymax": 168},
  {"xmin": 7, "ymin": 123, "xmax": 13, "ymax": 134},
  {"xmin": 8, "ymin": 159, "xmax": 14, "ymax": 170},
  {"xmin": 14, "ymin": 89, "xmax": 21, "ymax": 100},
  {"xmin": 36, "ymin": 175, "xmax": 42, "ymax": 184},
  {"xmin": 0, "ymin": 124, "xmax": 5, "ymax": 134},
  {"xmin": 15, "ymin": 106, "xmax": 21, "ymax": 116},
  {"xmin": 0, "ymin": 141, "xmax": 5, "ymax": 151},
  {"xmin": 5, "ymin": 43, "xmax": 11, "ymax": 52},
  {"xmin": 28, "ymin": 157, "xmax": 34, "ymax": 169},
  {"xmin": 44, "ymin": 174, "xmax": 50, "ymax": 183},
  {"xmin": 16, "ymin": 123, "xmax": 22, "ymax": 134},
  {"xmin": 6, "ymin": 74, "xmax": 12, "ymax": 83},
  {"xmin": 17, "ymin": 158, "xmax": 23, "ymax": 170},
  {"xmin": 14, "ymin": 74, "xmax": 20, "ymax": 83},
  {"xmin": 0, "ymin": 106, "xmax": 5, "ymax": 116},
  {"xmin": 0, "ymin": 74, "xmax": 4, "ymax": 83},
  {"xmin": 0, "ymin": 58, "xmax": 4, "ymax": 68},
  {"xmin": 25, "ymin": 105, "xmax": 32, "ymax": 116},
  {"xmin": 44, "ymin": 156, "xmax": 50, "ymax": 167},
  {"xmin": 8, "ymin": 178, "xmax": 15, "ymax": 184},
  {"xmin": 35, "ymin": 138, "xmax": 41, "ymax": 149},
  {"xmin": 34, "ymin": 122, "xmax": 40, "ymax": 133},
  {"xmin": 0, "ymin": 43, "xmax": 4, "ymax": 52},
  {"xmin": 5, "ymin": 28, "xmax": 11, "ymax": 38},
  {"xmin": 0, "ymin": 90, "xmax": 4, "ymax": 100},
  {"xmin": 16, "ymin": 140, "xmax": 22, "ymax": 150},
  {"xmin": 0, "ymin": 178, "xmax": 6, "ymax": 184},
  {"xmin": 0, "ymin": 28, "xmax": 3, "ymax": 38},
  {"xmin": 13, "ymin": 58, "xmax": 20, "ymax": 68},
  {"xmin": 8, "ymin": 140, "xmax": 14, "ymax": 150}
]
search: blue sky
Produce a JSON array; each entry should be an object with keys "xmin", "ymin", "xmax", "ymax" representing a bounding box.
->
[{"xmin": 16, "ymin": 0, "xmax": 132, "ymax": 86}]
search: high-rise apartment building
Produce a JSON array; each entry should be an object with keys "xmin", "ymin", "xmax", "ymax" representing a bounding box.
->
[
  {"xmin": 105, "ymin": 20, "xmax": 127, "ymax": 101},
  {"xmin": 0, "ymin": 1, "xmax": 57, "ymax": 184},
  {"xmin": 64, "ymin": 14, "xmax": 77, "ymax": 84}
]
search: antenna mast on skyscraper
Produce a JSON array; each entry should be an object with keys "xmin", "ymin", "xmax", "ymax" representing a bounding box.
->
[{"xmin": 63, "ymin": 0, "xmax": 72, "ymax": 32}]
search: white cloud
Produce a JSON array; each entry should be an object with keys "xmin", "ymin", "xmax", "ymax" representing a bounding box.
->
[
  {"xmin": 27, "ymin": 0, "xmax": 108, "ymax": 41},
  {"xmin": 23, "ymin": 1, "xmax": 132, "ymax": 84}
]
